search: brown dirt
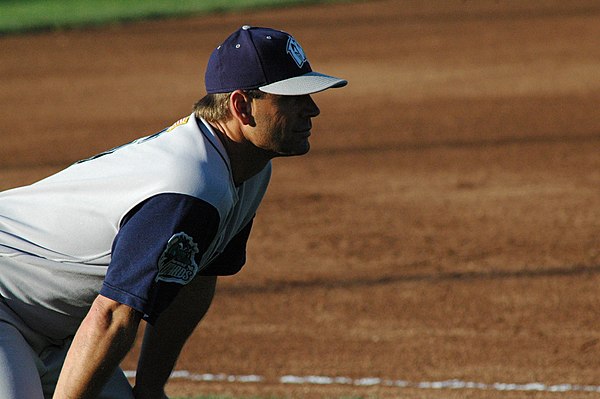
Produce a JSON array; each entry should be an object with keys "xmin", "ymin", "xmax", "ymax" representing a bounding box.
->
[{"xmin": 2, "ymin": 1, "xmax": 600, "ymax": 398}]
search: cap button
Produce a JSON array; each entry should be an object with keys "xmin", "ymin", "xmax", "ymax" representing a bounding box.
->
[{"xmin": 242, "ymin": 25, "xmax": 251, "ymax": 30}]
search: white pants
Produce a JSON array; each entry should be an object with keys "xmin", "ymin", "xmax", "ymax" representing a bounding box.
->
[{"xmin": 0, "ymin": 300, "xmax": 134, "ymax": 399}]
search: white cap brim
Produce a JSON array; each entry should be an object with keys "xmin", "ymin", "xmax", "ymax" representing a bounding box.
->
[{"xmin": 259, "ymin": 71, "xmax": 347, "ymax": 95}]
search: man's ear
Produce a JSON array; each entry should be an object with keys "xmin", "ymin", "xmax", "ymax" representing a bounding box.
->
[{"xmin": 229, "ymin": 90, "xmax": 256, "ymax": 127}]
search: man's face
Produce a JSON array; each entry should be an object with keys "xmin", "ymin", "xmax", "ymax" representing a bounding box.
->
[{"xmin": 247, "ymin": 93, "xmax": 321, "ymax": 157}]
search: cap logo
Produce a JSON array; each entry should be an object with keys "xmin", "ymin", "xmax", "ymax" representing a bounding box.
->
[{"xmin": 286, "ymin": 36, "xmax": 307, "ymax": 68}]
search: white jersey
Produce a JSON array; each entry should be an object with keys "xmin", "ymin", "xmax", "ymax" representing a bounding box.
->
[{"xmin": 0, "ymin": 115, "xmax": 271, "ymax": 337}]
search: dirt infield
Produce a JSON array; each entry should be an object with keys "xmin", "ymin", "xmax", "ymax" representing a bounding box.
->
[{"xmin": 2, "ymin": 0, "xmax": 600, "ymax": 398}]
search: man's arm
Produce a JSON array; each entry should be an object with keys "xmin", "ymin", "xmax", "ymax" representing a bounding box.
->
[
  {"xmin": 132, "ymin": 275, "xmax": 217, "ymax": 399},
  {"xmin": 53, "ymin": 295, "xmax": 142, "ymax": 399}
]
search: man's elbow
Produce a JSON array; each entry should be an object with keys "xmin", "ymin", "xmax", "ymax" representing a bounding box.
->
[{"xmin": 85, "ymin": 295, "xmax": 142, "ymax": 344}]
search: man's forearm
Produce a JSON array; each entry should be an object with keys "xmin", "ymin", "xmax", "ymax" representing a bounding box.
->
[
  {"xmin": 134, "ymin": 276, "xmax": 217, "ymax": 398},
  {"xmin": 132, "ymin": 324, "xmax": 180, "ymax": 398},
  {"xmin": 53, "ymin": 295, "xmax": 141, "ymax": 399}
]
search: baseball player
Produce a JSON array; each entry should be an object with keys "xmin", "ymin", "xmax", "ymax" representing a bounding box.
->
[{"xmin": 0, "ymin": 25, "xmax": 346, "ymax": 399}]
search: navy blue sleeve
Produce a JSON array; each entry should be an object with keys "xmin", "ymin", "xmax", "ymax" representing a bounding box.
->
[
  {"xmin": 199, "ymin": 218, "xmax": 254, "ymax": 276},
  {"xmin": 100, "ymin": 193, "xmax": 220, "ymax": 324}
]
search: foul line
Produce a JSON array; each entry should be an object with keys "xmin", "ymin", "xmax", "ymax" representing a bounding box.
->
[{"xmin": 123, "ymin": 370, "xmax": 600, "ymax": 394}]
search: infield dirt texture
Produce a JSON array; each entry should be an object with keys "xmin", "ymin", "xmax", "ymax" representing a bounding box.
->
[{"xmin": 2, "ymin": 1, "xmax": 600, "ymax": 398}]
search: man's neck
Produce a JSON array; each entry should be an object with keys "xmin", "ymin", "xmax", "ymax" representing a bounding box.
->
[{"xmin": 207, "ymin": 120, "xmax": 271, "ymax": 186}]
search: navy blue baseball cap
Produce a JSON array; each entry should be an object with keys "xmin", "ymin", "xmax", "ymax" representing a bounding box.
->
[{"xmin": 205, "ymin": 25, "xmax": 347, "ymax": 95}]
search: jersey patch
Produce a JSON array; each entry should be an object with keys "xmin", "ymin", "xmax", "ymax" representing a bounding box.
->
[{"xmin": 156, "ymin": 232, "xmax": 199, "ymax": 285}]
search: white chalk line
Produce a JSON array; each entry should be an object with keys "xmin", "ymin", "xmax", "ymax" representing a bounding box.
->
[{"xmin": 123, "ymin": 370, "xmax": 600, "ymax": 393}]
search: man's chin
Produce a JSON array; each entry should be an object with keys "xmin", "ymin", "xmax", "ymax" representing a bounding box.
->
[
  {"xmin": 274, "ymin": 141, "xmax": 311, "ymax": 157},
  {"xmin": 279, "ymin": 145, "xmax": 310, "ymax": 157}
]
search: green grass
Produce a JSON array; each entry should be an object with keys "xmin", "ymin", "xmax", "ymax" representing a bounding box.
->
[{"xmin": 0, "ymin": 0, "xmax": 348, "ymax": 34}]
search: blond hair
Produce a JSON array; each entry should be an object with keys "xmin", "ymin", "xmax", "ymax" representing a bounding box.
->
[{"xmin": 193, "ymin": 90, "xmax": 266, "ymax": 122}]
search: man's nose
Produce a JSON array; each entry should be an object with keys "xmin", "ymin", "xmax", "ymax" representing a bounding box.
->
[{"xmin": 305, "ymin": 95, "xmax": 320, "ymax": 117}]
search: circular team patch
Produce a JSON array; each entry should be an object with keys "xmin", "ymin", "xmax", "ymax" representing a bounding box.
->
[{"xmin": 156, "ymin": 232, "xmax": 199, "ymax": 285}]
